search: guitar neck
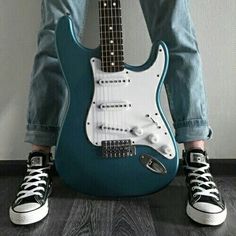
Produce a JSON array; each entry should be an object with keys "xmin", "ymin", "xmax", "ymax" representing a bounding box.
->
[{"xmin": 98, "ymin": 0, "xmax": 124, "ymax": 72}]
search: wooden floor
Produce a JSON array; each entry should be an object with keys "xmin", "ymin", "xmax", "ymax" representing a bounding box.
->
[{"xmin": 0, "ymin": 175, "xmax": 235, "ymax": 236}]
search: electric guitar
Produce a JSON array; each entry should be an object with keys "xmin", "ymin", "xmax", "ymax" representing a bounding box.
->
[{"xmin": 55, "ymin": 0, "xmax": 179, "ymax": 197}]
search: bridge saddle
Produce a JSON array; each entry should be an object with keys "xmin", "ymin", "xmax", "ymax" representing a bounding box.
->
[{"xmin": 101, "ymin": 139, "xmax": 136, "ymax": 158}]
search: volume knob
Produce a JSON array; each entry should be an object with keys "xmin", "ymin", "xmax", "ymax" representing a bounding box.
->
[
  {"xmin": 161, "ymin": 145, "xmax": 172, "ymax": 155},
  {"xmin": 132, "ymin": 127, "xmax": 144, "ymax": 136},
  {"xmin": 148, "ymin": 134, "xmax": 159, "ymax": 144}
]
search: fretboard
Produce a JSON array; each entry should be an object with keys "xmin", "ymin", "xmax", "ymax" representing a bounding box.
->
[{"xmin": 98, "ymin": 0, "xmax": 124, "ymax": 72}]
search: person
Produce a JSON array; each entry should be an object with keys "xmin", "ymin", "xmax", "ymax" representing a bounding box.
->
[{"xmin": 9, "ymin": 0, "xmax": 227, "ymax": 226}]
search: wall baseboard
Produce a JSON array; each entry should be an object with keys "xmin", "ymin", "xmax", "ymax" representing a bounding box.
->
[{"xmin": 0, "ymin": 159, "xmax": 235, "ymax": 176}]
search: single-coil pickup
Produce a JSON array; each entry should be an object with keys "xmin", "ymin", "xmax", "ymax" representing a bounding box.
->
[
  {"xmin": 98, "ymin": 78, "xmax": 130, "ymax": 86},
  {"xmin": 100, "ymin": 125, "xmax": 130, "ymax": 133},
  {"xmin": 99, "ymin": 102, "xmax": 131, "ymax": 111}
]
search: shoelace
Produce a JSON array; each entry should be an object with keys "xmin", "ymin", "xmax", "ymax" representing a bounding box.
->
[
  {"xmin": 15, "ymin": 165, "xmax": 50, "ymax": 204},
  {"xmin": 184, "ymin": 161, "xmax": 219, "ymax": 201}
]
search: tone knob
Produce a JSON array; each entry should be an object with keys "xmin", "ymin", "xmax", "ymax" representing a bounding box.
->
[
  {"xmin": 132, "ymin": 127, "xmax": 144, "ymax": 136},
  {"xmin": 148, "ymin": 134, "xmax": 159, "ymax": 144},
  {"xmin": 161, "ymin": 145, "xmax": 172, "ymax": 155}
]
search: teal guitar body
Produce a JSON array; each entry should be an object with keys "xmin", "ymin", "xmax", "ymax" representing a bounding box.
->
[{"xmin": 55, "ymin": 8, "xmax": 178, "ymax": 197}]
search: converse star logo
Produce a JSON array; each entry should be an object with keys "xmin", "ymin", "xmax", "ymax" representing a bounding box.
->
[
  {"xmin": 31, "ymin": 156, "xmax": 43, "ymax": 167},
  {"xmin": 190, "ymin": 153, "xmax": 206, "ymax": 163}
]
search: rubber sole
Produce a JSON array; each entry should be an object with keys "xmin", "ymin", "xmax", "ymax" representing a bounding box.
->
[
  {"xmin": 186, "ymin": 201, "xmax": 227, "ymax": 226},
  {"xmin": 9, "ymin": 199, "xmax": 49, "ymax": 225}
]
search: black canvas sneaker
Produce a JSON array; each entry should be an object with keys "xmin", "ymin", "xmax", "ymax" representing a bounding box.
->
[
  {"xmin": 183, "ymin": 149, "xmax": 227, "ymax": 226},
  {"xmin": 9, "ymin": 151, "xmax": 53, "ymax": 225}
]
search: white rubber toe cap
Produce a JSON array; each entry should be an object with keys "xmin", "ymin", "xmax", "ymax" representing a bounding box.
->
[
  {"xmin": 14, "ymin": 203, "xmax": 41, "ymax": 212},
  {"xmin": 187, "ymin": 201, "xmax": 227, "ymax": 226},
  {"xmin": 193, "ymin": 202, "xmax": 223, "ymax": 213},
  {"xmin": 9, "ymin": 200, "xmax": 48, "ymax": 225}
]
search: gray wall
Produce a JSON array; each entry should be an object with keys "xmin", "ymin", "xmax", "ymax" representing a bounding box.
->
[{"xmin": 0, "ymin": 0, "xmax": 235, "ymax": 160}]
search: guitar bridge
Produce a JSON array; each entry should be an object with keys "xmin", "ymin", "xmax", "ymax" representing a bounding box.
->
[{"xmin": 102, "ymin": 140, "xmax": 136, "ymax": 158}]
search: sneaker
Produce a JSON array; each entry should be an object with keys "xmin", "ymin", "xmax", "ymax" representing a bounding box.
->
[
  {"xmin": 9, "ymin": 151, "xmax": 53, "ymax": 225},
  {"xmin": 183, "ymin": 148, "xmax": 227, "ymax": 226}
]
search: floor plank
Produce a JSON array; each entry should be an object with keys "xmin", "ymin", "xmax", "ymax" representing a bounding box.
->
[{"xmin": 0, "ymin": 176, "xmax": 235, "ymax": 236}]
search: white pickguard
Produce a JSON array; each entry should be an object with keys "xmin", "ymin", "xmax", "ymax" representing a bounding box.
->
[{"xmin": 86, "ymin": 44, "xmax": 175, "ymax": 159}]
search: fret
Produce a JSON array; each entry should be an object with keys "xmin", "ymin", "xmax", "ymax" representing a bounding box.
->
[
  {"xmin": 100, "ymin": 31, "xmax": 123, "ymax": 39},
  {"xmin": 101, "ymin": 7, "xmax": 121, "ymax": 9},
  {"xmin": 102, "ymin": 62, "xmax": 124, "ymax": 66},
  {"xmin": 102, "ymin": 55, "xmax": 124, "ymax": 60},
  {"xmin": 100, "ymin": 51, "xmax": 124, "ymax": 55},
  {"xmin": 102, "ymin": 59, "xmax": 124, "ymax": 64},
  {"xmin": 100, "ymin": 17, "xmax": 121, "ymax": 22},
  {"xmin": 100, "ymin": 41, "xmax": 123, "ymax": 45},
  {"xmin": 100, "ymin": 38, "xmax": 123, "ymax": 44},
  {"xmin": 102, "ymin": 60, "xmax": 124, "ymax": 66},
  {"xmin": 102, "ymin": 65, "xmax": 124, "ymax": 70},
  {"xmin": 100, "ymin": 7, "xmax": 121, "ymax": 10},
  {"xmin": 99, "ymin": 10, "xmax": 121, "ymax": 19},
  {"xmin": 102, "ymin": 60, "xmax": 124, "ymax": 67},
  {"xmin": 102, "ymin": 65, "xmax": 124, "ymax": 68},
  {"xmin": 99, "ymin": 20, "xmax": 122, "ymax": 28},
  {"xmin": 101, "ymin": 56, "xmax": 124, "ymax": 60},
  {"xmin": 102, "ymin": 58, "xmax": 124, "ymax": 62},
  {"xmin": 102, "ymin": 53, "xmax": 124, "ymax": 58},
  {"xmin": 101, "ymin": 52, "xmax": 124, "ymax": 57},
  {"xmin": 100, "ymin": 16, "xmax": 121, "ymax": 19},
  {"xmin": 99, "ymin": 3, "xmax": 121, "ymax": 12},
  {"xmin": 100, "ymin": 47, "xmax": 124, "ymax": 51},
  {"xmin": 100, "ymin": 44, "xmax": 124, "ymax": 51},
  {"xmin": 101, "ymin": 45, "xmax": 124, "ymax": 51},
  {"xmin": 100, "ymin": 31, "xmax": 123, "ymax": 37},
  {"xmin": 100, "ymin": 30, "xmax": 122, "ymax": 33},
  {"xmin": 100, "ymin": 25, "xmax": 122, "ymax": 32},
  {"xmin": 101, "ymin": 67, "xmax": 124, "ymax": 73},
  {"xmin": 101, "ymin": 66, "xmax": 124, "ymax": 70},
  {"xmin": 103, "ymin": 61, "xmax": 124, "ymax": 64},
  {"xmin": 99, "ymin": 0, "xmax": 121, "ymax": 8},
  {"xmin": 101, "ymin": 62, "xmax": 124, "ymax": 67},
  {"xmin": 100, "ymin": 29, "xmax": 122, "ymax": 33}
]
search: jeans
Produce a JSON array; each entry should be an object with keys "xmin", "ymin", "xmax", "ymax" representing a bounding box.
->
[{"xmin": 24, "ymin": 0, "xmax": 212, "ymax": 146}]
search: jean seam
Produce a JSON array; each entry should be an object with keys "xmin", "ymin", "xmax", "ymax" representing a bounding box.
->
[
  {"xmin": 174, "ymin": 119, "xmax": 209, "ymax": 129},
  {"xmin": 27, "ymin": 124, "xmax": 59, "ymax": 128},
  {"xmin": 184, "ymin": 0, "xmax": 197, "ymax": 48},
  {"xmin": 26, "ymin": 130, "xmax": 58, "ymax": 134}
]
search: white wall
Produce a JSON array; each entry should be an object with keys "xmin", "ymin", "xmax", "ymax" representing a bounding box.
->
[{"xmin": 0, "ymin": 0, "xmax": 235, "ymax": 160}]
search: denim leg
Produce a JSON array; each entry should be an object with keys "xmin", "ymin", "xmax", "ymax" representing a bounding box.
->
[
  {"xmin": 24, "ymin": 0, "xmax": 89, "ymax": 146},
  {"xmin": 139, "ymin": 0, "xmax": 212, "ymax": 143}
]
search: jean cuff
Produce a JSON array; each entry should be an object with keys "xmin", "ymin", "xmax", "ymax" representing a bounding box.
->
[
  {"xmin": 24, "ymin": 124, "xmax": 59, "ymax": 146},
  {"xmin": 174, "ymin": 119, "xmax": 213, "ymax": 143}
]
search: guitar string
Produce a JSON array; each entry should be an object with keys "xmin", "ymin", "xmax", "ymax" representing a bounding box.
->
[
  {"xmin": 97, "ymin": 0, "xmax": 100, "ymax": 147},
  {"xmin": 115, "ymin": 0, "xmax": 123, "ymax": 143},
  {"xmin": 114, "ymin": 0, "xmax": 118, "ymax": 144},
  {"xmin": 114, "ymin": 0, "xmax": 120, "ymax": 143},
  {"xmin": 111, "ymin": 1, "xmax": 115, "ymax": 147},
  {"xmin": 110, "ymin": 0, "xmax": 114, "ymax": 152},
  {"xmin": 117, "ymin": 0, "xmax": 123, "ymax": 149},
  {"xmin": 117, "ymin": 0, "xmax": 125, "ymax": 143},
  {"xmin": 113, "ymin": 0, "xmax": 120, "ymax": 146},
  {"xmin": 107, "ymin": 0, "xmax": 111, "ymax": 145},
  {"xmin": 104, "ymin": 0, "xmax": 108, "ymax": 145},
  {"xmin": 100, "ymin": 0, "xmax": 106, "ymax": 146},
  {"xmin": 97, "ymin": 0, "xmax": 102, "ymax": 147}
]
